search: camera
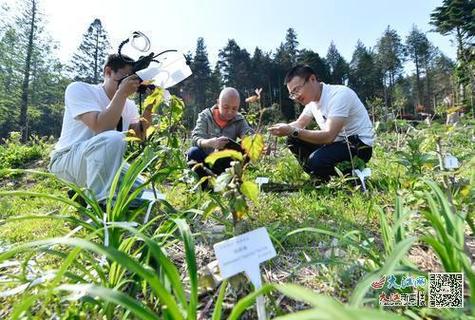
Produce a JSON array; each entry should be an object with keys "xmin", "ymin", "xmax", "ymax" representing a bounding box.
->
[{"xmin": 117, "ymin": 31, "xmax": 192, "ymax": 93}]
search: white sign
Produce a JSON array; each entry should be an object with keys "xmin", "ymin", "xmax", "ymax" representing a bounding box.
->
[
  {"xmin": 140, "ymin": 189, "xmax": 166, "ymax": 224},
  {"xmin": 353, "ymin": 168, "xmax": 372, "ymax": 192},
  {"xmin": 214, "ymin": 227, "xmax": 276, "ymax": 279},
  {"xmin": 141, "ymin": 189, "xmax": 166, "ymax": 201},
  {"xmin": 255, "ymin": 177, "xmax": 269, "ymax": 191},
  {"xmin": 444, "ymin": 154, "xmax": 460, "ymax": 170},
  {"xmin": 214, "ymin": 227, "xmax": 276, "ymax": 320}
]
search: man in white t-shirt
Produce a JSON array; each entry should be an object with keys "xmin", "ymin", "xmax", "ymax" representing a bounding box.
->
[
  {"xmin": 48, "ymin": 54, "xmax": 153, "ymax": 201},
  {"xmin": 268, "ymin": 65, "xmax": 374, "ymax": 181}
]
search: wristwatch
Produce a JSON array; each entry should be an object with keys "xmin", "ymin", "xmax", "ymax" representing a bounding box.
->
[{"xmin": 291, "ymin": 127, "xmax": 300, "ymax": 137}]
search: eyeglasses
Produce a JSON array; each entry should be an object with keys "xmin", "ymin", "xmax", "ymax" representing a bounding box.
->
[{"xmin": 289, "ymin": 79, "xmax": 308, "ymax": 100}]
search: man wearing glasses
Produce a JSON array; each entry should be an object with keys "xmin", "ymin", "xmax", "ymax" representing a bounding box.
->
[{"xmin": 268, "ymin": 65, "xmax": 374, "ymax": 181}]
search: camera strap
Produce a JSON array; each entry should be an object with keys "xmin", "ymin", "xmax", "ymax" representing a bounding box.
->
[{"xmin": 116, "ymin": 116, "xmax": 123, "ymax": 132}]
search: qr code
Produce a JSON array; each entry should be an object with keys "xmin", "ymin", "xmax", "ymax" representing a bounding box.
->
[{"xmin": 429, "ymin": 273, "xmax": 464, "ymax": 308}]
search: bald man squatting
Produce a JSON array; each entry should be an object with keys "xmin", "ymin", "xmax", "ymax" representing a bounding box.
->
[{"xmin": 187, "ymin": 87, "xmax": 255, "ymax": 181}]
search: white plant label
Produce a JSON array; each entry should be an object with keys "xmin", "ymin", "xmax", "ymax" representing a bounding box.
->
[
  {"xmin": 214, "ymin": 227, "xmax": 276, "ymax": 320},
  {"xmin": 255, "ymin": 177, "xmax": 269, "ymax": 191},
  {"xmin": 444, "ymin": 154, "xmax": 459, "ymax": 170},
  {"xmin": 140, "ymin": 189, "xmax": 166, "ymax": 201},
  {"xmin": 353, "ymin": 168, "xmax": 372, "ymax": 192},
  {"xmin": 140, "ymin": 190, "xmax": 166, "ymax": 224}
]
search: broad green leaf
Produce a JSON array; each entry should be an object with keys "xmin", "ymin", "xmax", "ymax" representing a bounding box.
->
[
  {"xmin": 241, "ymin": 134, "xmax": 264, "ymax": 162},
  {"xmin": 231, "ymin": 196, "xmax": 247, "ymax": 213},
  {"xmin": 205, "ymin": 150, "xmax": 243, "ymax": 166},
  {"xmin": 144, "ymin": 87, "xmax": 165, "ymax": 112},
  {"xmin": 240, "ymin": 181, "xmax": 259, "ymax": 202},
  {"xmin": 214, "ymin": 172, "xmax": 232, "ymax": 192}
]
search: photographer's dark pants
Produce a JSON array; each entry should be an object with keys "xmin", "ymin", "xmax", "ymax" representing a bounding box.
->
[{"xmin": 287, "ymin": 136, "xmax": 372, "ymax": 181}]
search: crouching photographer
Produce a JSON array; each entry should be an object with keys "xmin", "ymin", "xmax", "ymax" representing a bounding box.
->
[{"xmin": 48, "ymin": 53, "xmax": 155, "ymax": 203}]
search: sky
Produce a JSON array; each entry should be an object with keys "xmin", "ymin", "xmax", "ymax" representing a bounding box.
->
[{"xmin": 3, "ymin": 0, "xmax": 457, "ymax": 71}]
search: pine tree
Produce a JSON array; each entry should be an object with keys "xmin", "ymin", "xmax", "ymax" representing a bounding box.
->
[
  {"xmin": 0, "ymin": 0, "xmax": 68, "ymax": 140},
  {"xmin": 431, "ymin": 0, "xmax": 474, "ymax": 107},
  {"xmin": 208, "ymin": 64, "xmax": 223, "ymax": 104},
  {"xmin": 190, "ymin": 37, "xmax": 211, "ymax": 110},
  {"xmin": 375, "ymin": 26, "xmax": 406, "ymax": 112},
  {"xmin": 284, "ymin": 28, "xmax": 299, "ymax": 64},
  {"xmin": 326, "ymin": 41, "xmax": 349, "ymax": 84},
  {"xmin": 217, "ymin": 39, "xmax": 252, "ymax": 95},
  {"xmin": 250, "ymin": 47, "xmax": 274, "ymax": 106},
  {"xmin": 0, "ymin": 27, "xmax": 23, "ymax": 137},
  {"xmin": 69, "ymin": 18, "xmax": 110, "ymax": 84},
  {"xmin": 405, "ymin": 25, "xmax": 431, "ymax": 105},
  {"xmin": 348, "ymin": 40, "xmax": 382, "ymax": 104},
  {"xmin": 17, "ymin": 0, "xmax": 40, "ymax": 142},
  {"xmin": 297, "ymin": 49, "xmax": 331, "ymax": 82}
]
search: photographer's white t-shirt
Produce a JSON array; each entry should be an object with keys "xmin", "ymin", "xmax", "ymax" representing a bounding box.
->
[
  {"xmin": 302, "ymin": 83, "xmax": 374, "ymax": 146},
  {"xmin": 53, "ymin": 82, "xmax": 139, "ymax": 152}
]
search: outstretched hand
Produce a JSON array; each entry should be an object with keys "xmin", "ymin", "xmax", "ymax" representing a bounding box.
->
[{"xmin": 268, "ymin": 123, "xmax": 292, "ymax": 137}]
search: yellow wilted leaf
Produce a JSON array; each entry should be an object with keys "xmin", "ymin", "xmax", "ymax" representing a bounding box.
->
[
  {"xmin": 146, "ymin": 126, "xmax": 156, "ymax": 138},
  {"xmin": 235, "ymin": 210, "xmax": 245, "ymax": 220},
  {"xmin": 241, "ymin": 134, "xmax": 264, "ymax": 162},
  {"xmin": 447, "ymin": 106, "xmax": 463, "ymax": 114},
  {"xmin": 460, "ymin": 186, "xmax": 470, "ymax": 198},
  {"xmin": 205, "ymin": 150, "xmax": 243, "ymax": 166},
  {"xmin": 422, "ymin": 163, "xmax": 434, "ymax": 169},
  {"xmin": 124, "ymin": 136, "xmax": 142, "ymax": 143},
  {"xmin": 240, "ymin": 181, "xmax": 259, "ymax": 202}
]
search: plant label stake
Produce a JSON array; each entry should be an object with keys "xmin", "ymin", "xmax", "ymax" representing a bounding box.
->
[
  {"xmin": 140, "ymin": 189, "xmax": 166, "ymax": 223},
  {"xmin": 255, "ymin": 177, "xmax": 269, "ymax": 191},
  {"xmin": 214, "ymin": 227, "xmax": 276, "ymax": 320},
  {"xmin": 352, "ymin": 168, "xmax": 371, "ymax": 192}
]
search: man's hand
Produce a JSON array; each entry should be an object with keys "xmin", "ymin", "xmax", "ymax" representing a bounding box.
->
[
  {"xmin": 210, "ymin": 136, "xmax": 230, "ymax": 149},
  {"xmin": 268, "ymin": 123, "xmax": 292, "ymax": 137},
  {"xmin": 117, "ymin": 75, "xmax": 141, "ymax": 98}
]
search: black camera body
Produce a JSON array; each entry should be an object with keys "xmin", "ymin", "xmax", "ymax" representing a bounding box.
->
[{"xmin": 117, "ymin": 52, "xmax": 156, "ymax": 94}]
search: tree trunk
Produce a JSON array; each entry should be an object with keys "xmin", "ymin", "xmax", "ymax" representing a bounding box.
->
[
  {"xmin": 19, "ymin": 0, "xmax": 36, "ymax": 143},
  {"xmin": 94, "ymin": 30, "xmax": 99, "ymax": 84},
  {"xmin": 414, "ymin": 54, "xmax": 422, "ymax": 105},
  {"xmin": 456, "ymin": 28, "xmax": 466, "ymax": 102},
  {"xmin": 383, "ymin": 74, "xmax": 389, "ymax": 120},
  {"xmin": 425, "ymin": 68, "xmax": 433, "ymax": 113}
]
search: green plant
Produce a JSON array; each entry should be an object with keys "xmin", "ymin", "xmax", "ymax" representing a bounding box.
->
[
  {"xmin": 395, "ymin": 135, "xmax": 436, "ymax": 175},
  {"xmin": 419, "ymin": 180, "xmax": 475, "ymax": 309},
  {"xmin": 0, "ymin": 132, "xmax": 46, "ymax": 171},
  {"xmin": 204, "ymin": 134, "xmax": 264, "ymax": 229},
  {"xmin": 0, "ymin": 218, "xmax": 198, "ymax": 319}
]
